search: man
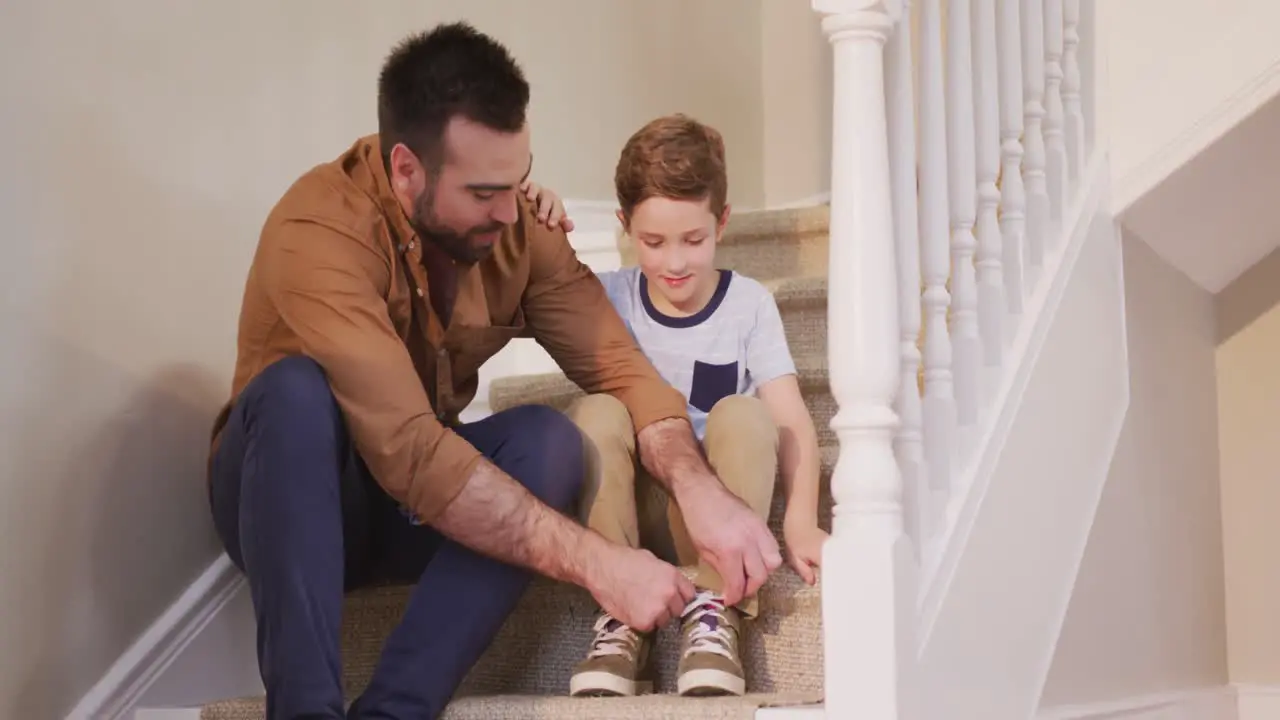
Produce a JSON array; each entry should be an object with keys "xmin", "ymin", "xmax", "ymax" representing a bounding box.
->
[{"xmin": 207, "ymin": 21, "xmax": 782, "ymax": 720}]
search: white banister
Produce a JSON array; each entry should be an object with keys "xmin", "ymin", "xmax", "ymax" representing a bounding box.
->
[
  {"xmin": 998, "ymin": 0, "xmax": 1027, "ymax": 316},
  {"xmin": 1062, "ymin": 0, "xmax": 1086, "ymax": 185},
  {"xmin": 946, "ymin": 0, "xmax": 982, "ymax": 429},
  {"xmin": 813, "ymin": 1, "xmax": 916, "ymax": 718},
  {"xmin": 885, "ymin": 0, "xmax": 927, "ymax": 554},
  {"xmin": 1043, "ymin": 0, "xmax": 1068, "ymax": 224},
  {"xmin": 973, "ymin": 0, "xmax": 1005, "ymax": 366},
  {"xmin": 1022, "ymin": 0, "xmax": 1050, "ymax": 273},
  {"xmin": 918, "ymin": 0, "xmax": 957, "ymax": 533}
]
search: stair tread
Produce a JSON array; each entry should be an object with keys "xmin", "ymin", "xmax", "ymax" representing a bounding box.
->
[{"xmin": 201, "ymin": 690, "xmax": 823, "ymax": 720}]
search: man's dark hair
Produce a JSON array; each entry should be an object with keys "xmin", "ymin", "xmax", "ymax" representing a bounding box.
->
[{"xmin": 377, "ymin": 22, "xmax": 529, "ymax": 174}]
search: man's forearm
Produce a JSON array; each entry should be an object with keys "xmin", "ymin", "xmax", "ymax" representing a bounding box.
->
[
  {"xmin": 636, "ymin": 417, "xmax": 722, "ymax": 499},
  {"xmin": 430, "ymin": 457, "xmax": 605, "ymax": 588}
]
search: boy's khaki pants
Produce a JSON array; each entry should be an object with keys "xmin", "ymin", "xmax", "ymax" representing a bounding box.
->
[{"xmin": 564, "ymin": 393, "xmax": 778, "ymax": 619}]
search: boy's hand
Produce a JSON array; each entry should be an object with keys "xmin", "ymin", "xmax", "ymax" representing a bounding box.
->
[
  {"xmin": 520, "ymin": 179, "xmax": 575, "ymax": 232},
  {"xmin": 783, "ymin": 518, "xmax": 828, "ymax": 585}
]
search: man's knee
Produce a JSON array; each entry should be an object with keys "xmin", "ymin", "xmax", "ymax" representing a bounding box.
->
[
  {"xmin": 493, "ymin": 404, "xmax": 585, "ymax": 514},
  {"xmin": 705, "ymin": 394, "xmax": 777, "ymax": 449},
  {"xmin": 236, "ymin": 355, "xmax": 346, "ymax": 476},
  {"xmin": 243, "ymin": 356, "xmax": 337, "ymax": 419}
]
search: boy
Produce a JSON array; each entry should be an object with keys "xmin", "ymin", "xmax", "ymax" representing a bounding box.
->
[{"xmin": 529, "ymin": 114, "xmax": 827, "ymax": 698}]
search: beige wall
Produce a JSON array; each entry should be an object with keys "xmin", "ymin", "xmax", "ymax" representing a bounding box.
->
[
  {"xmin": 0, "ymin": 2, "xmax": 773, "ymax": 715},
  {"xmin": 1040, "ymin": 231, "xmax": 1229, "ymax": 705},
  {"xmin": 760, "ymin": 0, "xmax": 832, "ymax": 206},
  {"xmin": 1216, "ymin": 245, "xmax": 1280, "ymax": 685}
]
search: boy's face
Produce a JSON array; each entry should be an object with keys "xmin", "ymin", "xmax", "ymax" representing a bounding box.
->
[{"xmin": 619, "ymin": 196, "xmax": 730, "ymax": 312}]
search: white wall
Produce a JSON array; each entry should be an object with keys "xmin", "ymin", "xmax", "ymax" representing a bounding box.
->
[
  {"xmin": 0, "ymin": 2, "xmax": 770, "ymax": 716},
  {"xmin": 1040, "ymin": 231, "xmax": 1229, "ymax": 705},
  {"xmin": 1104, "ymin": 0, "xmax": 1280, "ymax": 210}
]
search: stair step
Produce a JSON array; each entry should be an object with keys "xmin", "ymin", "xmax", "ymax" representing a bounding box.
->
[
  {"xmin": 618, "ymin": 205, "xmax": 829, "ymax": 283},
  {"xmin": 200, "ymin": 690, "xmax": 823, "ymax": 720},
  {"xmin": 335, "ymin": 443, "xmax": 836, "ymax": 700}
]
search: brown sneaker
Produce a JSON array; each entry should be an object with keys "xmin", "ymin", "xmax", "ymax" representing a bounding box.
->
[
  {"xmin": 569, "ymin": 612, "xmax": 653, "ymax": 697},
  {"xmin": 676, "ymin": 591, "xmax": 746, "ymax": 696}
]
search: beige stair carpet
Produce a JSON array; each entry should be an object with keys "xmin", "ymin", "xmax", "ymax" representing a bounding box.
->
[{"xmin": 201, "ymin": 206, "xmax": 833, "ymax": 719}]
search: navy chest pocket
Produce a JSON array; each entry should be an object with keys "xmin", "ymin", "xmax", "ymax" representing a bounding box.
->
[{"xmin": 689, "ymin": 360, "xmax": 739, "ymax": 413}]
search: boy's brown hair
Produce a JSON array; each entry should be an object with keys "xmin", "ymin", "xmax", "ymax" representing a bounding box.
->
[{"xmin": 614, "ymin": 113, "xmax": 728, "ymax": 222}]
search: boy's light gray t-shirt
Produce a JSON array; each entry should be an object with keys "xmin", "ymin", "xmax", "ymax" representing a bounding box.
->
[{"xmin": 596, "ymin": 267, "xmax": 796, "ymax": 440}]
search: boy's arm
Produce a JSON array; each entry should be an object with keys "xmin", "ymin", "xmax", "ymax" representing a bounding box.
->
[
  {"xmin": 746, "ymin": 289, "xmax": 827, "ymax": 583},
  {"xmin": 757, "ymin": 374, "xmax": 823, "ymax": 528}
]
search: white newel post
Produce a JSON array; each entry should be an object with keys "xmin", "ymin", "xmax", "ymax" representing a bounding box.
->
[
  {"xmin": 813, "ymin": 2, "xmax": 917, "ymax": 718},
  {"xmin": 885, "ymin": 0, "xmax": 926, "ymax": 557}
]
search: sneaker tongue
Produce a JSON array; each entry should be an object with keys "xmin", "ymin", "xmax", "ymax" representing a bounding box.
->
[{"xmin": 604, "ymin": 617, "xmax": 624, "ymax": 633}]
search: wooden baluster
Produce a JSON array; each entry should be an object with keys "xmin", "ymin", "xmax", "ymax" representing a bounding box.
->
[
  {"xmin": 813, "ymin": 2, "xmax": 916, "ymax": 717},
  {"xmin": 1022, "ymin": 0, "xmax": 1050, "ymax": 275},
  {"xmin": 973, "ymin": 0, "xmax": 1005, "ymax": 367},
  {"xmin": 998, "ymin": 0, "xmax": 1026, "ymax": 316},
  {"xmin": 918, "ymin": 0, "xmax": 957, "ymax": 533},
  {"xmin": 1062, "ymin": 0, "xmax": 1086, "ymax": 184},
  {"xmin": 947, "ymin": 0, "xmax": 982, "ymax": 428},
  {"xmin": 1044, "ymin": 0, "xmax": 1068, "ymax": 226},
  {"xmin": 886, "ymin": 0, "xmax": 926, "ymax": 555}
]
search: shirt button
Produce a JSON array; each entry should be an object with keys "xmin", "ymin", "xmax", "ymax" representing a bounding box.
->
[{"xmin": 416, "ymin": 288, "xmax": 424, "ymax": 297}]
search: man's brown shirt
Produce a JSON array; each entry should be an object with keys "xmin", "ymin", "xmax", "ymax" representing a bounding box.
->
[{"xmin": 212, "ymin": 135, "xmax": 688, "ymax": 523}]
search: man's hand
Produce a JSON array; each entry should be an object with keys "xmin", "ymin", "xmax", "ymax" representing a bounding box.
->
[
  {"xmin": 520, "ymin": 179, "xmax": 575, "ymax": 232},
  {"xmin": 636, "ymin": 417, "xmax": 783, "ymax": 608},
  {"xmin": 585, "ymin": 543, "xmax": 696, "ymax": 631},
  {"xmin": 677, "ymin": 479, "xmax": 783, "ymax": 606}
]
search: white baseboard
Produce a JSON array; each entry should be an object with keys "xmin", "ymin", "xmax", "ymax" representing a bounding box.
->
[
  {"xmin": 65, "ymin": 554, "xmax": 244, "ymax": 720},
  {"xmin": 755, "ymin": 705, "xmax": 824, "ymax": 719},
  {"xmin": 1037, "ymin": 686, "xmax": 1237, "ymax": 720},
  {"xmin": 1235, "ymin": 684, "xmax": 1280, "ymax": 720}
]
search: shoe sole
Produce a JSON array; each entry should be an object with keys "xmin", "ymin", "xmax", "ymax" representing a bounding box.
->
[
  {"xmin": 677, "ymin": 668, "xmax": 746, "ymax": 697},
  {"xmin": 570, "ymin": 671, "xmax": 653, "ymax": 697}
]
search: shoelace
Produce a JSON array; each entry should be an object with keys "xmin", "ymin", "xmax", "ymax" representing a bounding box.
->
[
  {"xmin": 585, "ymin": 613, "xmax": 641, "ymax": 660},
  {"xmin": 681, "ymin": 590, "xmax": 735, "ymax": 659}
]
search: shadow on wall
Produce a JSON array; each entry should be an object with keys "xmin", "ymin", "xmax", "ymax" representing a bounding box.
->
[
  {"xmin": 3, "ymin": 98, "xmax": 243, "ymax": 717},
  {"xmin": 8, "ymin": 351, "xmax": 227, "ymax": 718},
  {"xmin": 1216, "ymin": 244, "xmax": 1280, "ymax": 345}
]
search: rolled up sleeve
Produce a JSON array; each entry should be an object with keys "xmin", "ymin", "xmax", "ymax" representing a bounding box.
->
[
  {"xmin": 259, "ymin": 218, "xmax": 481, "ymax": 523},
  {"xmin": 520, "ymin": 219, "xmax": 688, "ymax": 430}
]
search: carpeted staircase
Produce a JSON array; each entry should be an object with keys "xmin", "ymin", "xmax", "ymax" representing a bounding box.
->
[{"xmin": 201, "ymin": 205, "xmax": 833, "ymax": 720}]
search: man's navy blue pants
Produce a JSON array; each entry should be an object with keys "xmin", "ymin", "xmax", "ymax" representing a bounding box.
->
[{"xmin": 208, "ymin": 356, "xmax": 584, "ymax": 719}]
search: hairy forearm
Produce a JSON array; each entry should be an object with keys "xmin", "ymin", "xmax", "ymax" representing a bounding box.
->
[
  {"xmin": 430, "ymin": 457, "xmax": 605, "ymax": 588},
  {"xmin": 636, "ymin": 417, "xmax": 721, "ymax": 499}
]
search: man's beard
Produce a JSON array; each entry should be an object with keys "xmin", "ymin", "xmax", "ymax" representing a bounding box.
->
[{"xmin": 411, "ymin": 189, "xmax": 503, "ymax": 265}]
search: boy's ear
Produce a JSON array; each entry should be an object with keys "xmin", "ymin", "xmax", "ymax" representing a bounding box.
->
[
  {"xmin": 615, "ymin": 209, "xmax": 629, "ymax": 233},
  {"xmin": 715, "ymin": 203, "xmax": 732, "ymax": 240}
]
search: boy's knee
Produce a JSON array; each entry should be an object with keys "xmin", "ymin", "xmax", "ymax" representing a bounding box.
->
[
  {"xmin": 564, "ymin": 394, "xmax": 635, "ymax": 448},
  {"xmin": 706, "ymin": 395, "xmax": 777, "ymax": 448},
  {"xmin": 498, "ymin": 404, "xmax": 585, "ymax": 514}
]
